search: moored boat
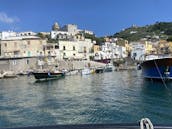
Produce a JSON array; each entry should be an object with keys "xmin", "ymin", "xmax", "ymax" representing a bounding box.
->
[
  {"xmin": 141, "ymin": 55, "xmax": 172, "ymax": 80},
  {"xmin": 65, "ymin": 70, "xmax": 79, "ymax": 76},
  {"xmin": 104, "ymin": 63, "xmax": 113, "ymax": 72},
  {"xmin": 32, "ymin": 71, "xmax": 65, "ymax": 80},
  {"xmin": 95, "ymin": 67, "xmax": 104, "ymax": 73},
  {"xmin": 94, "ymin": 58, "xmax": 111, "ymax": 64},
  {"xmin": 3, "ymin": 71, "xmax": 17, "ymax": 78},
  {"xmin": 81, "ymin": 68, "xmax": 92, "ymax": 75}
]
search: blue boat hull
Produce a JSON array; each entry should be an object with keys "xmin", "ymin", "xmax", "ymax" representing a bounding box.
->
[{"xmin": 141, "ymin": 58, "xmax": 172, "ymax": 79}]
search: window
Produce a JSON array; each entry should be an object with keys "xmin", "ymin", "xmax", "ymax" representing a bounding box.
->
[
  {"xmin": 4, "ymin": 43, "xmax": 7, "ymax": 47},
  {"xmin": 63, "ymin": 46, "xmax": 66, "ymax": 50},
  {"xmin": 55, "ymin": 45, "xmax": 59, "ymax": 49},
  {"xmin": 133, "ymin": 53, "xmax": 137, "ymax": 57},
  {"xmin": 73, "ymin": 46, "xmax": 75, "ymax": 50},
  {"xmin": 73, "ymin": 53, "xmax": 76, "ymax": 56},
  {"xmin": 26, "ymin": 59, "xmax": 29, "ymax": 64},
  {"xmin": 84, "ymin": 46, "xmax": 87, "ymax": 53}
]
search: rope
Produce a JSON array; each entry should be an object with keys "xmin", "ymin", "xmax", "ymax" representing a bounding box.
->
[
  {"xmin": 140, "ymin": 118, "xmax": 154, "ymax": 129},
  {"xmin": 154, "ymin": 60, "xmax": 168, "ymax": 90}
]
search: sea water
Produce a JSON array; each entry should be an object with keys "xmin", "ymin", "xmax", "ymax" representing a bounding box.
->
[{"xmin": 1, "ymin": 70, "xmax": 172, "ymax": 127}]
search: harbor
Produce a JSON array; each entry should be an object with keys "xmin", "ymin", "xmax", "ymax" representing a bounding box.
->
[
  {"xmin": 2, "ymin": 0, "xmax": 172, "ymax": 128},
  {"xmin": 1, "ymin": 70, "xmax": 172, "ymax": 128}
]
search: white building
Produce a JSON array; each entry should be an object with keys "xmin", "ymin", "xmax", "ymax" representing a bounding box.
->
[
  {"xmin": 51, "ymin": 30, "xmax": 70, "ymax": 39},
  {"xmin": 79, "ymin": 30, "xmax": 94, "ymax": 35},
  {"xmin": 0, "ymin": 31, "xmax": 37, "ymax": 40},
  {"xmin": 94, "ymin": 42, "xmax": 127, "ymax": 60},
  {"xmin": 50, "ymin": 23, "xmax": 77, "ymax": 39},
  {"xmin": 17, "ymin": 31, "xmax": 37, "ymax": 36},
  {"xmin": 0, "ymin": 32, "xmax": 2, "ymax": 40},
  {"xmin": 130, "ymin": 42, "xmax": 146, "ymax": 61},
  {"xmin": 0, "ymin": 31, "xmax": 16, "ymax": 40}
]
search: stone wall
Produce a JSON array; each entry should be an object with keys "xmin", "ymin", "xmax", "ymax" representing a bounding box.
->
[{"xmin": 0, "ymin": 57, "xmax": 106, "ymax": 73}]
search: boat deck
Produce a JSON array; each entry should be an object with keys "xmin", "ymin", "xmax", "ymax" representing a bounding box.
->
[{"xmin": 2, "ymin": 124, "xmax": 172, "ymax": 129}]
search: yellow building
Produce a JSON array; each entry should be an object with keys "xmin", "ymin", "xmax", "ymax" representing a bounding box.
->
[
  {"xmin": 0, "ymin": 37, "xmax": 47, "ymax": 57},
  {"xmin": 93, "ymin": 45, "xmax": 100, "ymax": 53},
  {"xmin": 168, "ymin": 41, "xmax": 172, "ymax": 52},
  {"xmin": 145, "ymin": 41, "xmax": 153, "ymax": 54}
]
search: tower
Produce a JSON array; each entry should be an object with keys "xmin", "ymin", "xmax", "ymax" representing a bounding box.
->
[{"xmin": 52, "ymin": 22, "xmax": 60, "ymax": 31}]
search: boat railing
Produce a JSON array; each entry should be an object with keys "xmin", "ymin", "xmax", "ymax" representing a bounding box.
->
[
  {"xmin": 1, "ymin": 123, "xmax": 172, "ymax": 129},
  {"xmin": 139, "ymin": 54, "xmax": 172, "ymax": 62}
]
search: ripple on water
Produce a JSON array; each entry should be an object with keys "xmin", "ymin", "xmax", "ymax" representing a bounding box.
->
[{"xmin": 1, "ymin": 71, "xmax": 172, "ymax": 127}]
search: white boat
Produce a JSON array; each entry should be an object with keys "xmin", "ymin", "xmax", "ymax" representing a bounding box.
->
[
  {"xmin": 81, "ymin": 68, "xmax": 92, "ymax": 75},
  {"xmin": 65, "ymin": 70, "xmax": 79, "ymax": 76},
  {"xmin": 104, "ymin": 63, "xmax": 113, "ymax": 72},
  {"xmin": 0, "ymin": 73, "xmax": 4, "ymax": 79},
  {"xmin": 3, "ymin": 71, "xmax": 17, "ymax": 78}
]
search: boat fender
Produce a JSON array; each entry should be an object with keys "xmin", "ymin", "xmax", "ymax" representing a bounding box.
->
[
  {"xmin": 48, "ymin": 72, "xmax": 51, "ymax": 76},
  {"xmin": 140, "ymin": 118, "xmax": 154, "ymax": 129}
]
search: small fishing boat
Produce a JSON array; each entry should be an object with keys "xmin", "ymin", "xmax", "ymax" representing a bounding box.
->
[
  {"xmin": 141, "ymin": 54, "xmax": 172, "ymax": 80},
  {"xmin": 104, "ymin": 63, "xmax": 113, "ymax": 72},
  {"xmin": 95, "ymin": 67, "xmax": 104, "ymax": 73},
  {"xmin": 32, "ymin": 70, "xmax": 65, "ymax": 80},
  {"xmin": 81, "ymin": 68, "xmax": 92, "ymax": 75},
  {"xmin": 3, "ymin": 71, "xmax": 17, "ymax": 78},
  {"xmin": 65, "ymin": 70, "xmax": 79, "ymax": 76}
]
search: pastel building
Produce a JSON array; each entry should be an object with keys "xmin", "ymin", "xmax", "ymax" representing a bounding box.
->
[
  {"xmin": 94, "ymin": 42, "xmax": 127, "ymax": 60},
  {"xmin": 59, "ymin": 39, "xmax": 93, "ymax": 60},
  {"xmin": 0, "ymin": 36, "xmax": 46, "ymax": 57}
]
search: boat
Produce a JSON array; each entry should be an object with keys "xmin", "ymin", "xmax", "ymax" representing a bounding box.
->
[
  {"xmin": 81, "ymin": 68, "xmax": 92, "ymax": 75},
  {"xmin": 104, "ymin": 63, "xmax": 113, "ymax": 72},
  {"xmin": 65, "ymin": 70, "xmax": 79, "ymax": 76},
  {"xmin": 0, "ymin": 73, "xmax": 4, "ymax": 79},
  {"xmin": 141, "ymin": 54, "xmax": 172, "ymax": 80},
  {"xmin": 95, "ymin": 67, "xmax": 104, "ymax": 73},
  {"xmin": 32, "ymin": 70, "xmax": 65, "ymax": 80},
  {"xmin": 94, "ymin": 58, "xmax": 111, "ymax": 64},
  {"xmin": 4, "ymin": 118, "xmax": 170, "ymax": 129},
  {"xmin": 3, "ymin": 71, "xmax": 17, "ymax": 78}
]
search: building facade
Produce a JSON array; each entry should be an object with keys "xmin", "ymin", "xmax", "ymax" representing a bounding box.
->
[
  {"xmin": 0, "ymin": 37, "xmax": 46, "ymax": 57},
  {"xmin": 59, "ymin": 39, "xmax": 93, "ymax": 60}
]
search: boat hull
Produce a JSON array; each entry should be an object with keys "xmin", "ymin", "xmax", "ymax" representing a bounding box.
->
[
  {"xmin": 104, "ymin": 67, "xmax": 113, "ymax": 72},
  {"xmin": 94, "ymin": 59, "xmax": 111, "ymax": 64},
  {"xmin": 32, "ymin": 72, "xmax": 65, "ymax": 80},
  {"xmin": 141, "ymin": 58, "xmax": 172, "ymax": 80},
  {"xmin": 81, "ymin": 68, "xmax": 92, "ymax": 75},
  {"xmin": 95, "ymin": 68, "xmax": 104, "ymax": 73}
]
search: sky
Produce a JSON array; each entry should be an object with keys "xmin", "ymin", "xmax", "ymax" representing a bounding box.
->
[{"xmin": 0, "ymin": 0, "xmax": 172, "ymax": 36}]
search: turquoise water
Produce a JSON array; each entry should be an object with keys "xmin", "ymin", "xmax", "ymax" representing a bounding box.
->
[{"xmin": 1, "ymin": 70, "xmax": 172, "ymax": 128}]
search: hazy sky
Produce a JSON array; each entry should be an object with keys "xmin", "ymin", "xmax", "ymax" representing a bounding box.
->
[{"xmin": 0, "ymin": 0, "xmax": 172, "ymax": 36}]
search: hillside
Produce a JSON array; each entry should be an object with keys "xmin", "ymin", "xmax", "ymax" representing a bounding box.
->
[{"xmin": 113, "ymin": 22, "xmax": 172, "ymax": 42}]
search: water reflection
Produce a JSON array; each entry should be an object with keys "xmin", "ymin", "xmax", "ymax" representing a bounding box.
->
[{"xmin": 1, "ymin": 71, "xmax": 172, "ymax": 127}]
